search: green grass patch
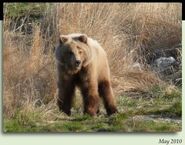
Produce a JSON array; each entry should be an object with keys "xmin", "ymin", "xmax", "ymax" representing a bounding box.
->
[
  {"xmin": 4, "ymin": 3, "xmax": 48, "ymax": 18},
  {"xmin": 4, "ymin": 86, "xmax": 182, "ymax": 133}
]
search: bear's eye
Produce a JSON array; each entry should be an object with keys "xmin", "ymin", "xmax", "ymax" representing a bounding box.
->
[
  {"xmin": 77, "ymin": 46, "xmax": 81, "ymax": 49},
  {"xmin": 68, "ymin": 51, "xmax": 73, "ymax": 56},
  {"xmin": 79, "ymin": 50, "xmax": 82, "ymax": 54}
]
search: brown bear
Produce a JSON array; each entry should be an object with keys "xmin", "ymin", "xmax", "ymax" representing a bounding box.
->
[{"xmin": 55, "ymin": 33, "xmax": 117, "ymax": 116}]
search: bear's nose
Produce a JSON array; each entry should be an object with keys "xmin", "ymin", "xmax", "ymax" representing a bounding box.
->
[{"xmin": 75, "ymin": 60, "xmax": 81, "ymax": 67}]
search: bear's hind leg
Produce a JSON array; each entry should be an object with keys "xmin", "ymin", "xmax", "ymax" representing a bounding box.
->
[{"xmin": 99, "ymin": 81, "xmax": 118, "ymax": 116}]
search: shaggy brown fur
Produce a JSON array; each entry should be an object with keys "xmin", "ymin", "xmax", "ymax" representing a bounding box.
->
[{"xmin": 55, "ymin": 33, "xmax": 117, "ymax": 116}]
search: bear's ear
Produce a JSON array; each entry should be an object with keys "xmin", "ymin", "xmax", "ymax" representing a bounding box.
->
[
  {"xmin": 78, "ymin": 34, "xmax": 87, "ymax": 43},
  {"xmin": 59, "ymin": 35, "xmax": 69, "ymax": 44}
]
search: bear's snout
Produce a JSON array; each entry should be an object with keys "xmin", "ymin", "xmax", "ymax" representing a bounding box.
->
[{"xmin": 75, "ymin": 60, "xmax": 81, "ymax": 67}]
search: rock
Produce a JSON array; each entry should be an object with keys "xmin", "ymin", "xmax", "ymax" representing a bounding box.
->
[
  {"xmin": 151, "ymin": 55, "xmax": 181, "ymax": 86},
  {"xmin": 152, "ymin": 56, "xmax": 177, "ymax": 74}
]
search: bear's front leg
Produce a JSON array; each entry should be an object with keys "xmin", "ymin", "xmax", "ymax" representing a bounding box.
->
[
  {"xmin": 80, "ymin": 81, "xmax": 100, "ymax": 116},
  {"xmin": 57, "ymin": 79, "xmax": 75, "ymax": 115}
]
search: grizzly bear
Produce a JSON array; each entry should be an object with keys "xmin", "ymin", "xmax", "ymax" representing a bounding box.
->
[{"xmin": 55, "ymin": 33, "xmax": 117, "ymax": 116}]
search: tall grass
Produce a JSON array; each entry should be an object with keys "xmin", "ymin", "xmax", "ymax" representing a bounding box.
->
[{"xmin": 3, "ymin": 3, "xmax": 181, "ymax": 119}]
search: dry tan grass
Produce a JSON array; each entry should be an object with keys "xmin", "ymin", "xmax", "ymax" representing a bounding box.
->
[
  {"xmin": 3, "ymin": 3, "xmax": 181, "ymax": 119},
  {"xmin": 3, "ymin": 24, "xmax": 57, "ymax": 118}
]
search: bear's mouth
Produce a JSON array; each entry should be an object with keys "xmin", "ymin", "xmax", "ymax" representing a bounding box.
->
[
  {"xmin": 74, "ymin": 65, "xmax": 81, "ymax": 71},
  {"xmin": 67, "ymin": 67, "xmax": 81, "ymax": 75},
  {"xmin": 67, "ymin": 64, "xmax": 81, "ymax": 74}
]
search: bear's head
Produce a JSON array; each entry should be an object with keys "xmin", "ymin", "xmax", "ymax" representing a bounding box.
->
[{"xmin": 55, "ymin": 34, "xmax": 90, "ymax": 74}]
